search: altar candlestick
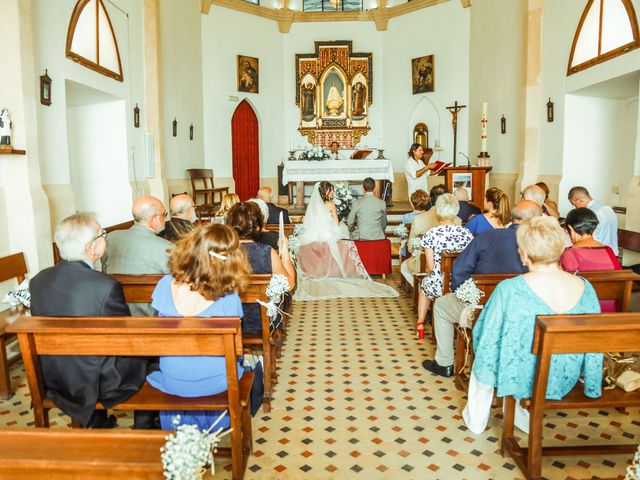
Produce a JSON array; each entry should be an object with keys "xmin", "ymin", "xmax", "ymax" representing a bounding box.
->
[{"xmin": 481, "ymin": 102, "xmax": 488, "ymax": 153}]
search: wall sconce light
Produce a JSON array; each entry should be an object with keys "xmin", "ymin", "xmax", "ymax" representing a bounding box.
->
[
  {"xmin": 547, "ymin": 98, "xmax": 554, "ymax": 123},
  {"xmin": 172, "ymin": 118, "xmax": 177, "ymax": 137},
  {"xmin": 40, "ymin": 70, "xmax": 52, "ymax": 106},
  {"xmin": 190, "ymin": 123, "xmax": 194, "ymax": 141},
  {"xmin": 500, "ymin": 115, "xmax": 506, "ymax": 134},
  {"xmin": 133, "ymin": 104, "xmax": 140, "ymax": 128}
]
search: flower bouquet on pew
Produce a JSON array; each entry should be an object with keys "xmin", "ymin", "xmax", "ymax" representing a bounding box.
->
[
  {"xmin": 262, "ymin": 274, "xmax": 291, "ymax": 330},
  {"xmin": 408, "ymin": 237, "xmax": 422, "ymax": 257},
  {"xmin": 161, "ymin": 412, "xmax": 231, "ymax": 480},
  {"xmin": 453, "ymin": 278, "xmax": 485, "ymax": 329},
  {"xmin": 625, "ymin": 444, "xmax": 640, "ymax": 479},
  {"xmin": 333, "ymin": 182, "xmax": 354, "ymax": 221}
]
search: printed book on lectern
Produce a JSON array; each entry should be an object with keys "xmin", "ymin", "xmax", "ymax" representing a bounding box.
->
[{"xmin": 350, "ymin": 150, "xmax": 373, "ymax": 160}]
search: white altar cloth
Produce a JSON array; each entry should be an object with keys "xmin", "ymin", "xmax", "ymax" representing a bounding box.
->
[{"xmin": 282, "ymin": 159, "xmax": 394, "ymax": 185}]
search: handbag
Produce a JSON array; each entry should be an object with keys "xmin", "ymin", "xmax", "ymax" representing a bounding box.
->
[
  {"xmin": 243, "ymin": 354, "xmax": 264, "ymax": 416},
  {"xmin": 603, "ymin": 353, "xmax": 640, "ymax": 392}
]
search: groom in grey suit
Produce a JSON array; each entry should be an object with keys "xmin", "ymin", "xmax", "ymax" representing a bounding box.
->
[{"xmin": 347, "ymin": 177, "xmax": 387, "ymax": 240}]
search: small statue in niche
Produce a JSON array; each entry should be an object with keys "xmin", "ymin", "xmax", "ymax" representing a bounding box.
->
[
  {"xmin": 325, "ymin": 81, "xmax": 343, "ymax": 116},
  {"xmin": 351, "ymin": 82, "xmax": 366, "ymax": 118},
  {"xmin": 0, "ymin": 109, "xmax": 12, "ymax": 147},
  {"xmin": 301, "ymin": 82, "xmax": 316, "ymax": 122}
]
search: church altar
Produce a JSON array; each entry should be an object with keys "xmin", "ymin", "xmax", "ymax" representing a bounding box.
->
[{"xmin": 282, "ymin": 159, "xmax": 394, "ymax": 207}]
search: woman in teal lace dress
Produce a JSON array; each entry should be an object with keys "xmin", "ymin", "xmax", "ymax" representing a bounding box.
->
[{"xmin": 462, "ymin": 216, "xmax": 603, "ymax": 434}]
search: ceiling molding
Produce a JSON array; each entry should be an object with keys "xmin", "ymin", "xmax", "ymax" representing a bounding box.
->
[
  {"xmin": 460, "ymin": 0, "xmax": 471, "ymax": 7},
  {"xmin": 204, "ymin": 0, "xmax": 452, "ymax": 32}
]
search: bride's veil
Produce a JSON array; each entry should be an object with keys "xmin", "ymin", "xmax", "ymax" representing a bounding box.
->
[{"xmin": 293, "ymin": 182, "xmax": 399, "ymax": 301}]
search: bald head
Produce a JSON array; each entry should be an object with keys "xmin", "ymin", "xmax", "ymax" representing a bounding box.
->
[
  {"xmin": 257, "ymin": 187, "xmax": 273, "ymax": 203},
  {"xmin": 169, "ymin": 194, "xmax": 194, "ymax": 220},
  {"xmin": 453, "ymin": 187, "xmax": 469, "ymax": 202},
  {"xmin": 512, "ymin": 200, "xmax": 542, "ymax": 224},
  {"xmin": 522, "ymin": 184, "xmax": 546, "ymax": 207},
  {"xmin": 132, "ymin": 196, "xmax": 167, "ymax": 233}
]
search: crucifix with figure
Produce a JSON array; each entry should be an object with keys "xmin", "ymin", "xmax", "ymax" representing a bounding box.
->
[{"xmin": 446, "ymin": 101, "xmax": 466, "ymax": 165}]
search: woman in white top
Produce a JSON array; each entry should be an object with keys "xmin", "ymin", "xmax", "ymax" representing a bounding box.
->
[{"xmin": 404, "ymin": 143, "xmax": 437, "ymax": 199}]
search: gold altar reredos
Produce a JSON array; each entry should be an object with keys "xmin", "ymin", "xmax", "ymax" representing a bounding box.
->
[{"xmin": 296, "ymin": 41, "xmax": 372, "ymax": 148}]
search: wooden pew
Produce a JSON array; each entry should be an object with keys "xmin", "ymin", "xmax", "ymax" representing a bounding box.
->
[
  {"xmin": 113, "ymin": 273, "xmax": 279, "ymax": 414},
  {"xmin": 501, "ymin": 312, "xmax": 640, "ymax": 480},
  {"xmin": 0, "ymin": 428, "xmax": 168, "ymax": 479},
  {"xmin": 453, "ymin": 269, "xmax": 640, "ymax": 392},
  {"xmin": 0, "ymin": 252, "xmax": 28, "ymax": 399},
  {"xmin": 7, "ymin": 316, "xmax": 253, "ymax": 480},
  {"xmin": 264, "ymin": 223, "xmax": 295, "ymax": 237},
  {"xmin": 441, "ymin": 252, "xmax": 460, "ymax": 295}
]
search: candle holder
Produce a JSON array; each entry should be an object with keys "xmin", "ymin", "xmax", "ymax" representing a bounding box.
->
[
  {"xmin": 288, "ymin": 150, "xmax": 297, "ymax": 161},
  {"xmin": 477, "ymin": 151, "xmax": 491, "ymax": 167},
  {"xmin": 376, "ymin": 148, "xmax": 386, "ymax": 159}
]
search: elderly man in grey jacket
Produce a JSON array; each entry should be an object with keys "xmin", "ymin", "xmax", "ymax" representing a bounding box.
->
[
  {"xmin": 103, "ymin": 195, "xmax": 174, "ymax": 315},
  {"xmin": 347, "ymin": 177, "xmax": 387, "ymax": 240}
]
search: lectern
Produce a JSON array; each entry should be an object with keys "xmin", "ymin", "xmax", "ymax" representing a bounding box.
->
[{"xmin": 441, "ymin": 166, "xmax": 492, "ymax": 209}]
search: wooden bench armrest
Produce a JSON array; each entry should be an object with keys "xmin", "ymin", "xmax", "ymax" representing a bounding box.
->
[{"xmin": 239, "ymin": 370, "xmax": 254, "ymax": 408}]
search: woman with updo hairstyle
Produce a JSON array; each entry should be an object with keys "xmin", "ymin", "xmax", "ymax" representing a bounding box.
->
[
  {"xmin": 214, "ymin": 193, "xmax": 240, "ymax": 223},
  {"xmin": 561, "ymin": 207, "xmax": 621, "ymax": 311},
  {"xmin": 226, "ymin": 202, "xmax": 295, "ymax": 333},
  {"xmin": 465, "ymin": 187, "xmax": 511, "ymax": 235},
  {"xmin": 462, "ymin": 216, "xmax": 602, "ymax": 435},
  {"xmin": 147, "ymin": 223, "xmax": 251, "ymax": 431}
]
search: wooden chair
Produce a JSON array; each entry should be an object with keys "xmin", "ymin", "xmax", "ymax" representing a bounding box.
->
[
  {"xmin": 0, "ymin": 428, "xmax": 168, "ymax": 479},
  {"xmin": 113, "ymin": 273, "xmax": 280, "ymax": 414},
  {"xmin": 8, "ymin": 316, "xmax": 253, "ymax": 480},
  {"xmin": 187, "ymin": 168, "xmax": 229, "ymax": 211},
  {"xmin": 501, "ymin": 312, "xmax": 640, "ymax": 480},
  {"xmin": 0, "ymin": 252, "xmax": 28, "ymax": 399},
  {"xmin": 453, "ymin": 269, "xmax": 640, "ymax": 392}
]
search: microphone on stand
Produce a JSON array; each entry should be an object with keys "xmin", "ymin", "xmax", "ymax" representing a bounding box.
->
[{"xmin": 458, "ymin": 152, "xmax": 471, "ymax": 169}]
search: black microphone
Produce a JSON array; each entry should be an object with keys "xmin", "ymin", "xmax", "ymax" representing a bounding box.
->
[{"xmin": 458, "ymin": 152, "xmax": 470, "ymax": 169}]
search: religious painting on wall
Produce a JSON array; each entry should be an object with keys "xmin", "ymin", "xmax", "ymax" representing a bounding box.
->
[
  {"xmin": 412, "ymin": 55, "xmax": 434, "ymax": 94},
  {"xmin": 295, "ymin": 41, "xmax": 372, "ymax": 148},
  {"xmin": 238, "ymin": 55, "xmax": 259, "ymax": 94}
]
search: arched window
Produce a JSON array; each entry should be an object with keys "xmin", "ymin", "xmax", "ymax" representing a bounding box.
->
[
  {"xmin": 568, "ymin": 0, "xmax": 640, "ymax": 75},
  {"xmin": 66, "ymin": 0, "xmax": 123, "ymax": 81}
]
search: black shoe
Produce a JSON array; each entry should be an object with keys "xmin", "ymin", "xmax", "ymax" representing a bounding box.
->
[
  {"xmin": 422, "ymin": 359, "xmax": 453, "ymax": 378},
  {"xmin": 87, "ymin": 413, "xmax": 118, "ymax": 429}
]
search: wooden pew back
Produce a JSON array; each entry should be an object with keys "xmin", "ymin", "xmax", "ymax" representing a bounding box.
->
[
  {"xmin": 441, "ymin": 251, "xmax": 460, "ymax": 295},
  {"xmin": 501, "ymin": 312, "xmax": 640, "ymax": 479},
  {"xmin": 0, "ymin": 252, "xmax": 27, "ymax": 284},
  {"xmin": 113, "ymin": 274, "xmax": 164, "ymax": 303},
  {"xmin": 264, "ymin": 224, "xmax": 295, "ymax": 236}
]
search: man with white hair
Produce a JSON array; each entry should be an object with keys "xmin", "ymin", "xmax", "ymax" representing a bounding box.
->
[
  {"xmin": 521, "ymin": 184, "xmax": 546, "ymax": 209},
  {"xmin": 103, "ymin": 195, "xmax": 173, "ymax": 315},
  {"xmin": 249, "ymin": 197, "xmax": 279, "ymax": 249},
  {"xmin": 159, "ymin": 193, "xmax": 196, "ymax": 242},
  {"xmin": 453, "ymin": 187, "xmax": 480, "ymax": 223},
  {"xmin": 257, "ymin": 186, "xmax": 290, "ymax": 224},
  {"xmin": 30, "ymin": 213, "xmax": 148, "ymax": 428}
]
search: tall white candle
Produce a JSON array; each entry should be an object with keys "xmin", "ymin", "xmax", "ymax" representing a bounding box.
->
[
  {"xmin": 481, "ymin": 102, "xmax": 488, "ymax": 152},
  {"xmin": 378, "ymin": 137, "xmax": 382, "ymax": 149},
  {"xmin": 290, "ymin": 140, "xmax": 294, "ymax": 150}
]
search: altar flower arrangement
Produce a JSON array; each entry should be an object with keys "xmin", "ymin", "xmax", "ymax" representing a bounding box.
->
[
  {"xmin": 333, "ymin": 182, "xmax": 354, "ymax": 220},
  {"xmin": 161, "ymin": 413, "xmax": 231, "ymax": 480},
  {"xmin": 394, "ymin": 224, "xmax": 409, "ymax": 240},
  {"xmin": 454, "ymin": 278, "xmax": 485, "ymax": 329},
  {"xmin": 299, "ymin": 145, "xmax": 329, "ymax": 161}
]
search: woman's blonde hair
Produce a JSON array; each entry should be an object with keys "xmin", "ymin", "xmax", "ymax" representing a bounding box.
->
[
  {"xmin": 485, "ymin": 187, "xmax": 511, "ymax": 226},
  {"xmin": 435, "ymin": 193, "xmax": 459, "ymax": 221},
  {"xmin": 169, "ymin": 223, "xmax": 250, "ymax": 300},
  {"xmin": 217, "ymin": 193, "xmax": 240, "ymax": 216},
  {"xmin": 516, "ymin": 216, "xmax": 565, "ymax": 265}
]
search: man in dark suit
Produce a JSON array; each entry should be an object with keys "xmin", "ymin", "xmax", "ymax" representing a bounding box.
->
[
  {"xmin": 159, "ymin": 193, "xmax": 196, "ymax": 243},
  {"xmin": 30, "ymin": 213, "xmax": 149, "ymax": 428},
  {"xmin": 257, "ymin": 186, "xmax": 290, "ymax": 225}
]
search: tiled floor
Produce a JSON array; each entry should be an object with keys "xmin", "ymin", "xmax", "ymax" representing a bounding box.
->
[{"xmin": 1, "ymin": 273, "xmax": 638, "ymax": 479}]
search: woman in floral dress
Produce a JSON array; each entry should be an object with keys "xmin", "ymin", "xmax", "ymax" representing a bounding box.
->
[{"xmin": 416, "ymin": 194, "xmax": 473, "ymax": 338}]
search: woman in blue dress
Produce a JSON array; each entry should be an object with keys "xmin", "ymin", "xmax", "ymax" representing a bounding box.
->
[
  {"xmin": 147, "ymin": 223, "xmax": 252, "ymax": 430},
  {"xmin": 462, "ymin": 216, "xmax": 602, "ymax": 434},
  {"xmin": 465, "ymin": 187, "xmax": 511, "ymax": 235}
]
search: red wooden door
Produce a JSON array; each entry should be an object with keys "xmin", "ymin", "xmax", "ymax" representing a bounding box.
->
[{"xmin": 231, "ymin": 100, "xmax": 259, "ymax": 201}]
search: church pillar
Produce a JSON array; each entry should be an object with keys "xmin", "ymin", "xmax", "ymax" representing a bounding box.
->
[
  {"xmin": 516, "ymin": 0, "xmax": 543, "ymax": 192},
  {"xmin": 0, "ymin": 0, "xmax": 52, "ymax": 271},
  {"xmin": 142, "ymin": 0, "xmax": 168, "ymax": 203}
]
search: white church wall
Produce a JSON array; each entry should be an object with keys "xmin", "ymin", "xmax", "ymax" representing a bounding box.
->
[
  {"xmin": 383, "ymin": 1, "xmax": 470, "ymax": 200},
  {"xmin": 201, "ymin": 7, "xmax": 283, "ymax": 193},
  {"xmin": 32, "ymin": 0, "xmax": 148, "ymax": 227},
  {"xmin": 160, "ymin": 0, "xmax": 205, "ymax": 188}
]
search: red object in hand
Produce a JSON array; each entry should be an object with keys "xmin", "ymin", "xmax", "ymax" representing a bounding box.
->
[{"xmin": 416, "ymin": 323, "xmax": 425, "ymax": 340}]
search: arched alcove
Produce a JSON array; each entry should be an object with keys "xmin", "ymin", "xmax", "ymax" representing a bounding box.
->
[{"xmin": 408, "ymin": 96, "xmax": 441, "ymax": 157}]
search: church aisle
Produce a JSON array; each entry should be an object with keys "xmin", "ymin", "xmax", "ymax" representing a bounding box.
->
[{"xmin": 0, "ymin": 275, "xmax": 637, "ymax": 479}]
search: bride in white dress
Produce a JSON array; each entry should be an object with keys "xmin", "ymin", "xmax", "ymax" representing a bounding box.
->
[{"xmin": 293, "ymin": 181, "xmax": 398, "ymax": 301}]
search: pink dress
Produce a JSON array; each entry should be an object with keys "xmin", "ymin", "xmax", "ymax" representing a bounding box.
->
[{"xmin": 559, "ymin": 246, "xmax": 622, "ymax": 312}]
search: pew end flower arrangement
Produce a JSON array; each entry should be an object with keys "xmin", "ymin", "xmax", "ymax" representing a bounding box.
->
[
  {"xmin": 161, "ymin": 412, "xmax": 231, "ymax": 480},
  {"xmin": 453, "ymin": 278, "xmax": 485, "ymax": 374},
  {"xmin": 333, "ymin": 182, "xmax": 354, "ymax": 221},
  {"xmin": 262, "ymin": 273, "xmax": 291, "ymax": 330}
]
